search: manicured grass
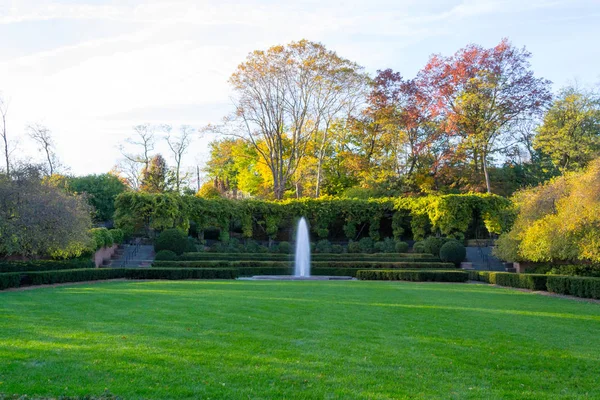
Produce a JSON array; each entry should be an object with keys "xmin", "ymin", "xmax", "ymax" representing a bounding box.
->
[{"xmin": 1, "ymin": 281, "xmax": 599, "ymax": 399}]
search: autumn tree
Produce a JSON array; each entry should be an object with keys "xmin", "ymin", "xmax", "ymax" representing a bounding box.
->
[
  {"xmin": 534, "ymin": 85, "xmax": 600, "ymax": 172},
  {"xmin": 0, "ymin": 94, "xmax": 10, "ymax": 175},
  {"xmin": 415, "ymin": 38, "xmax": 552, "ymax": 193},
  {"xmin": 139, "ymin": 154, "xmax": 173, "ymax": 193},
  {"xmin": 226, "ymin": 40, "xmax": 366, "ymax": 199},
  {"xmin": 117, "ymin": 124, "xmax": 156, "ymax": 189}
]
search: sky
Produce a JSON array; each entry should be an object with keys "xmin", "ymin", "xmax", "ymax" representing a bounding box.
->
[{"xmin": 1, "ymin": 0, "xmax": 599, "ymax": 178}]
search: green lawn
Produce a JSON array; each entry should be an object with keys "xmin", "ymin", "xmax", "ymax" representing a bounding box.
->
[{"xmin": 1, "ymin": 280, "xmax": 599, "ymax": 399}]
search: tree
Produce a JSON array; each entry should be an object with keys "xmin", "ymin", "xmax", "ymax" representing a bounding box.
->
[
  {"xmin": 416, "ymin": 38, "xmax": 552, "ymax": 193},
  {"xmin": 0, "ymin": 165, "xmax": 92, "ymax": 258},
  {"xmin": 68, "ymin": 174, "xmax": 128, "ymax": 221},
  {"xmin": 139, "ymin": 154, "xmax": 173, "ymax": 193},
  {"xmin": 226, "ymin": 39, "xmax": 366, "ymax": 199},
  {"xmin": 165, "ymin": 125, "xmax": 194, "ymax": 192},
  {"xmin": 117, "ymin": 124, "xmax": 156, "ymax": 189},
  {"xmin": 534, "ymin": 86, "xmax": 600, "ymax": 172},
  {"xmin": 27, "ymin": 124, "xmax": 60, "ymax": 176},
  {"xmin": 0, "ymin": 95, "xmax": 11, "ymax": 175}
]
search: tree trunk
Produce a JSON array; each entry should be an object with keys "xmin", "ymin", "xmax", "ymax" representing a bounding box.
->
[
  {"xmin": 3, "ymin": 117, "xmax": 9, "ymax": 176},
  {"xmin": 482, "ymin": 153, "xmax": 491, "ymax": 193}
]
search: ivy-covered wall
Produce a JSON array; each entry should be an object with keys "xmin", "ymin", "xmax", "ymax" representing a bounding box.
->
[{"xmin": 114, "ymin": 193, "xmax": 514, "ymax": 242}]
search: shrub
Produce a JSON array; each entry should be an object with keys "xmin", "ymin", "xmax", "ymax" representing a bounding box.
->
[
  {"xmin": 467, "ymin": 271, "xmax": 492, "ymax": 283},
  {"xmin": 439, "ymin": 241, "xmax": 466, "ymax": 266},
  {"xmin": 394, "ymin": 241, "xmax": 409, "ymax": 253},
  {"xmin": 374, "ymin": 241, "xmax": 385, "ymax": 253},
  {"xmin": 110, "ymin": 229, "xmax": 125, "ymax": 245},
  {"xmin": 358, "ymin": 237, "xmax": 374, "ymax": 253},
  {"xmin": 0, "ymin": 272, "xmax": 21, "ymax": 290},
  {"xmin": 422, "ymin": 237, "xmax": 443, "ymax": 256},
  {"xmin": 315, "ymin": 239, "xmax": 332, "ymax": 253},
  {"xmin": 0, "ymin": 259, "xmax": 94, "ymax": 273},
  {"xmin": 155, "ymin": 228, "xmax": 188, "ymax": 255},
  {"xmin": 278, "ymin": 241, "xmax": 291, "ymax": 254},
  {"xmin": 546, "ymin": 276, "xmax": 600, "ymax": 299},
  {"xmin": 331, "ymin": 244, "xmax": 344, "ymax": 254},
  {"xmin": 493, "ymin": 273, "xmax": 548, "ymax": 291},
  {"xmin": 548, "ymin": 264, "xmax": 600, "ymax": 277},
  {"xmin": 175, "ymin": 252, "xmax": 439, "ymax": 262},
  {"xmin": 348, "ymin": 240, "xmax": 361, "ymax": 253},
  {"xmin": 155, "ymin": 250, "xmax": 178, "ymax": 261},
  {"xmin": 152, "ymin": 260, "xmax": 454, "ymax": 270},
  {"xmin": 185, "ymin": 238, "xmax": 198, "ymax": 253},
  {"xmin": 90, "ymin": 227, "xmax": 113, "ymax": 250},
  {"xmin": 244, "ymin": 239, "xmax": 261, "ymax": 253},
  {"xmin": 412, "ymin": 241, "xmax": 426, "ymax": 253},
  {"xmin": 356, "ymin": 270, "xmax": 468, "ymax": 282}
]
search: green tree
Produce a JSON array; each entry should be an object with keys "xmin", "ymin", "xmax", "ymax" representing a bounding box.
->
[
  {"xmin": 534, "ymin": 86, "xmax": 600, "ymax": 173},
  {"xmin": 140, "ymin": 154, "xmax": 174, "ymax": 193},
  {"xmin": 68, "ymin": 174, "xmax": 128, "ymax": 221}
]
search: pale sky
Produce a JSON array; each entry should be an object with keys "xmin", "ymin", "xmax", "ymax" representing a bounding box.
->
[{"xmin": 1, "ymin": 0, "xmax": 599, "ymax": 177}]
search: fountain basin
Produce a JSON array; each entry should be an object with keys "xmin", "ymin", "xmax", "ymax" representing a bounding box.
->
[{"xmin": 246, "ymin": 275, "xmax": 354, "ymax": 281}]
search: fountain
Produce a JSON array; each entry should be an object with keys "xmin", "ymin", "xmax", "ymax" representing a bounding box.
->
[
  {"xmin": 250, "ymin": 217, "xmax": 352, "ymax": 280},
  {"xmin": 294, "ymin": 217, "xmax": 310, "ymax": 277}
]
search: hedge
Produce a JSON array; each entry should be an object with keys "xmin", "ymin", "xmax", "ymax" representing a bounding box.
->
[
  {"xmin": 356, "ymin": 270, "xmax": 468, "ymax": 282},
  {"xmin": 0, "ymin": 272, "xmax": 21, "ymax": 290},
  {"xmin": 492, "ymin": 273, "xmax": 548, "ymax": 291},
  {"xmin": 467, "ymin": 271, "xmax": 493, "ymax": 283},
  {"xmin": 152, "ymin": 260, "xmax": 455, "ymax": 269},
  {"xmin": 546, "ymin": 276, "xmax": 600, "ymax": 299},
  {"xmin": 0, "ymin": 259, "xmax": 94, "ymax": 273},
  {"xmin": 0, "ymin": 268, "xmax": 238, "ymax": 290},
  {"xmin": 178, "ymin": 252, "xmax": 439, "ymax": 262},
  {"xmin": 237, "ymin": 267, "xmax": 292, "ymax": 276}
]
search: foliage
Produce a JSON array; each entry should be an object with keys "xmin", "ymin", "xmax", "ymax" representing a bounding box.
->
[
  {"xmin": 546, "ymin": 276, "xmax": 600, "ymax": 299},
  {"xmin": 277, "ymin": 241, "xmax": 291, "ymax": 254},
  {"xmin": 0, "ymin": 258, "xmax": 93, "ymax": 273},
  {"xmin": 356, "ymin": 270, "xmax": 467, "ymax": 282},
  {"xmin": 0, "ymin": 168, "xmax": 93, "ymax": 259},
  {"xmin": 358, "ymin": 237, "xmax": 374, "ymax": 253},
  {"xmin": 154, "ymin": 228, "xmax": 188, "ymax": 255},
  {"xmin": 315, "ymin": 239, "xmax": 332, "ymax": 254},
  {"xmin": 155, "ymin": 250, "xmax": 178, "ymax": 261},
  {"xmin": 439, "ymin": 241, "xmax": 467, "ymax": 266},
  {"xmin": 68, "ymin": 174, "xmax": 127, "ymax": 221},
  {"xmin": 412, "ymin": 241, "xmax": 426, "ymax": 253},
  {"xmin": 422, "ymin": 237, "xmax": 442, "ymax": 257},
  {"xmin": 110, "ymin": 228, "xmax": 124, "ymax": 245},
  {"xmin": 495, "ymin": 159, "xmax": 600, "ymax": 263},
  {"xmin": 197, "ymin": 182, "xmax": 222, "ymax": 199},
  {"xmin": 534, "ymin": 86, "xmax": 600, "ymax": 173},
  {"xmin": 139, "ymin": 154, "xmax": 174, "ymax": 193},
  {"xmin": 90, "ymin": 228, "xmax": 113, "ymax": 250},
  {"xmin": 492, "ymin": 273, "xmax": 548, "ymax": 291},
  {"xmin": 547, "ymin": 264, "xmax": 600, "ymax": 277},
  {"xmin": 395, "ymin": 241, "xmax": 409, "ymax": 253}
]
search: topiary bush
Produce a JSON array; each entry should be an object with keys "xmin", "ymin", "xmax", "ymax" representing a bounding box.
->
[
  {"xmin": 315, "ymin": 239, "xmax": 333, "ymax": 253},
  {"xmin": 395, "ymin": 241, "xmax": 409, "ymax": 253},
  {"xmin": 412, "ymin": 241, "xmax": 426, "ymax": 253},
  {"xmin": 244, "ymin": 239, "xmax": 261, "ymax": 253},
  {"xmin": 331, "ymin": 244, "xmax": 344, "ymax": 254},
  {"xmin": 374, "ymin": 241, "xmax": 385, "ymax": 253},
  {"xmin": 439, "ymin": 241, "xmax": 466, "ymax": 266},
  {"xmin": 348, "ymin": 240, "xmax": 361, "ymax": 253},
  {"xmin": 278, "ymin": 241, "xmax": 291, "ymax": 254},
  {"xmin": 155, "ymin": 228, "xmax": 188, "ymax": 255},
  {"xmin": 422, "ymin": 237, "xmax": 443, "ymax": 256},
  {"xmin": 155, "ymin": 250, "xmax": 178, "ymax": 261},
  {"xmin": 185, "ymin": 237, "xmax": 198, "ymax": 253},
  {"xmin": 358, "ymin": 237, "xmax": 374, "ymax": 253}
]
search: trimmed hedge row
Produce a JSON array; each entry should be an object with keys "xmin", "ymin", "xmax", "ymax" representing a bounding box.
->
[
  {"xmin": 546, "ymin": 276, "xmax": 600, "ymax": 299},
  {"xmin": 152, "ymin": 260, "xmax": 455, "ymax": 269},
  {"xmin": 178, "ymin": 252, "xmax": 439, "ymax": 262},
  {"xmin": 356, "ymin": 270, "xmax": 468, "ymax": 282},
  {"xmin": 0, "ymin": 268, "xmax": 238, "ymax": 290},
  {"xmin": 0, "ymin": 259, "xmax": 95, "ymax": 273},
  {"xmin": 468, "ymin": 271, "xmax": 548, "ymax": 290}
]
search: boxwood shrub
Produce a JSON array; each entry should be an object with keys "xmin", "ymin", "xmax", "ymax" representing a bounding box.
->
[
  {"xmin": 0, "ymin": 259, "xmax": 94, "ymax": 273},
  {"xmin": 0, "ymin": 272, "xmax": 21, "ymax": 290},
  {"xmin": 152, "ymin": 260, "xmax": 454, "ymax": 269},
  {"xmin": 155, "ymin": 250, "xmax": 178, "ymax": 261},
  {"xmin": 356, "ymin": 270, "xmax": 468, "ymax": 282},
  {"xmin": 493, "ymin": 273, "xmax": 548, "ymax": 291},
  {"xmin": 177, "ymin": 252, "xmax": 439, "ymax": 262},
  {"xmin": 546, "ymin": 276, "xmax": 600, "ymax": 299},
  {"xmin": 155, "ymin": 228, "xmax": 188, "ymax": 255}
]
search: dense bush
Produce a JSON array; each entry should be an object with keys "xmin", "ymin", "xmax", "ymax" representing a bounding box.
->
[
  {"xmin": 0, "ymin": 272, "xmax": 21, "ymax": 290},
  {"xmin": 356, "ymin": 270, "xmax": 468, "ymax": 282},
  {"xmin": 493, "ymin": 273, "xmax": 548, "ymax": 291},
  {"xmin": 153, "ymin": 260, "xmax": 454, "ymax": 269},
  {"xmin": 412, "ymin": 241, "xmax": 426, "ymax": 253},
  {"xmin": 331, "ymin": 244, "xmax": 344, "ymax": 253},
  {"xmin": 348, "ymin": 240, "xmax": 361, "ymax": 253},
  {"xmin": 546, "ymin": 276, "xmax": 600, "ymax": 299},
  {"xmin": 185, "ymin": 238, "xmax": 198, "ymax": 253},
  {"xmin": 395, "ymin": 241, "xmax": 409, "ymax": 253},
  {"xmin": 315, "ymin": 239, "xmax": 333, "ymax": 253},
  {"xmin": 277, "ymin": 241, "xmax": 291, "ymax": 254},
  {"xmin": 422, "ymin": 237, "xmax": 443, "ymax": 257},
  {"xmin": 237, "ymin": 267, "xmax": 292, "ymax": 276},
  {"xmin": 110, "ymin": 229, "xmax": 125, "ymax": 245},
  {"xmin": 90, "ymin": 228, "xmax": 113, "ymax": 250},
  {"xmin": 0, "ymin": 258, "xmax": 94, "ymax": 273},
  {"xmin": 439, "ymin": 241, "xmax": 467, "ymax": 266},
  {"xmin": 155, "ymin": 229, "xmax": 188, "ymax": 255},
  {"xmin": 155, "ymin": 250, "xmax": 178, "ymax": 261},
  {"xmin": 358, "ymin": 237, "xmax": 374, "ymax": 253},
  {"xmin": 548, "ymin": 264, "xmax": 600, "ymax": 277},
  {"xmin": 467, "ymin": 271, "xmax": 492, "ymax": 283},
  {"xmin": 176, "ymin": 252, "xmax": 440, "ymax": 262}
]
